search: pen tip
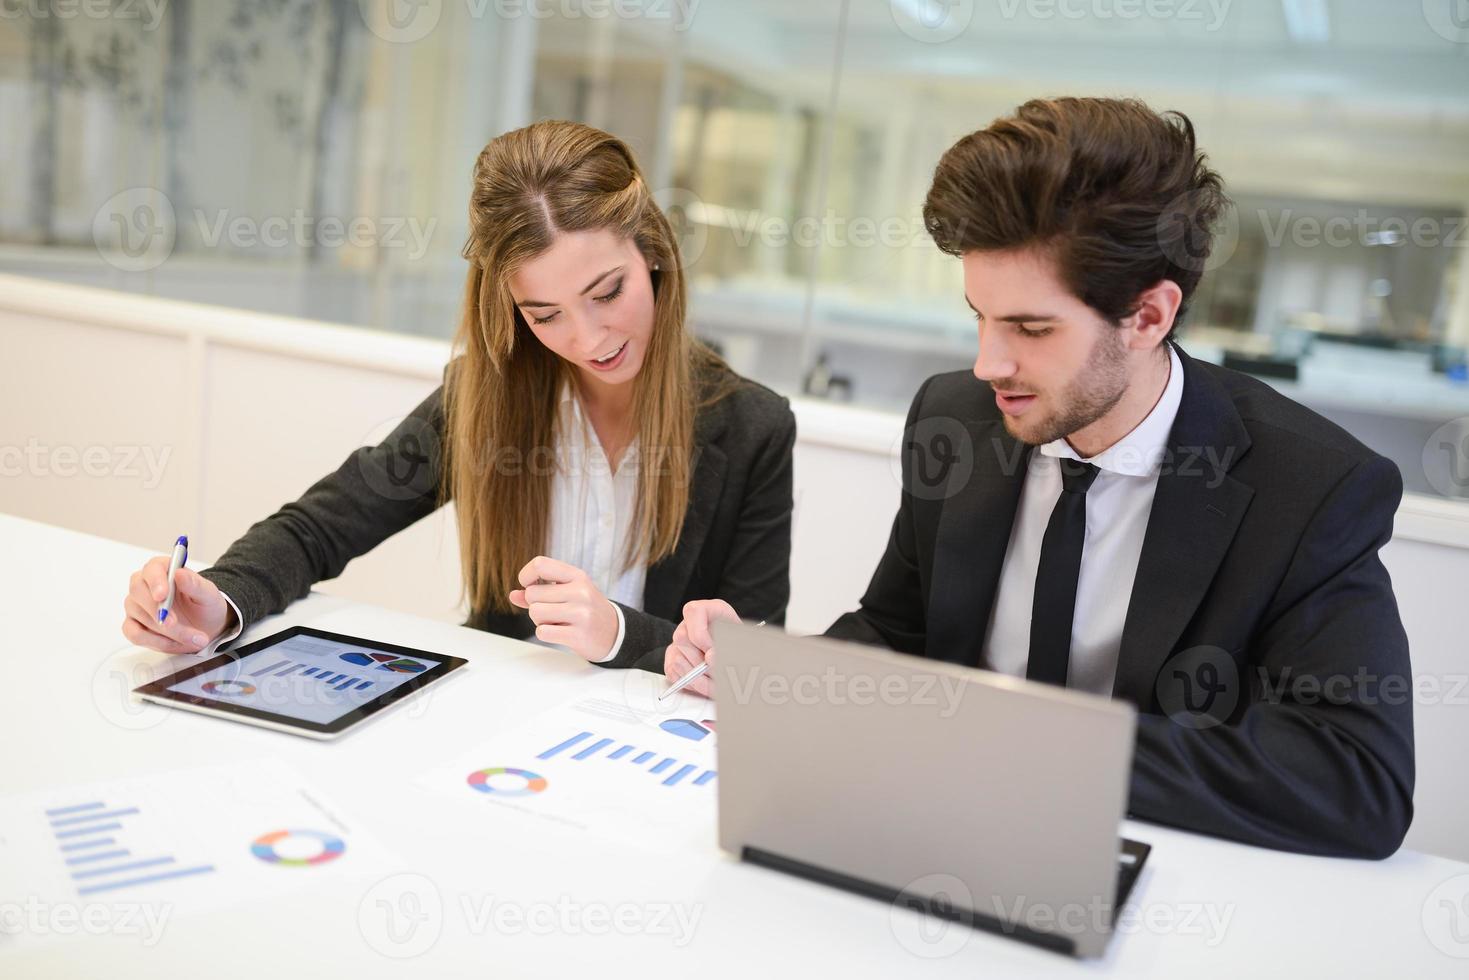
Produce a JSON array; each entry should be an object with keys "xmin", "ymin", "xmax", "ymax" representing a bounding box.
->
[
  {"xmin": 176, "ymin": 535, "xmax": 188, "ymax": 547},
  {"xmin": 158, "ymin": 609, "xmax": 167, "ymax": 623}
]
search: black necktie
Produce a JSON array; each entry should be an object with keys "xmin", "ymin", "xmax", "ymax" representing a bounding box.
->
[{"xmin": 1026, "ymin": 459, "xmax": 1100, "ymax": 687}]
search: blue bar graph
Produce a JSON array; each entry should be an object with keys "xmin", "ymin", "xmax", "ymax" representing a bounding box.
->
[
  {"xmin": 61, "ymin": 838, "xmax": 115, "ymax": 852},
  {"xmin": 55, "ymin": 823, "xmax": 122, "ymax": 839},
  {"xmin": 538, "ymin": 732, "xmax": 592, "ymax": 759},
  {"xmin": 67, "ymin": 849, "xmax": 129, "ymax": 866},
  {"xmin": 77, "ymin": 864, "xmax": 215, "ymax": 897},
  {"xmin": 50, "ymin": 807, "xmax": 139, "ymax": 828},
  {"xmin": 663, "ymin": 764, "xmax": 696, "ymax": 786},
  {"xmin": 301, "ymin": 667, "xmax": 319, "ymax": 677},
  {"xmin": 72, "ymin": 857, "xmax": 175, "ymax": 880},
  {"xmin": 533, "ymin": 732, "xmax": 715, "ymax": 790},
  {"xmin": 356, "ymin": 680, "xmax": 373, "ymax": 691},
  {"xmin": 572, "ymin": 738, "xmax": 614, "ymax": 760},
  {"xmin": 44, "ymin": 799, "xmax": 216, "ymax": 898},
  {"xmin": 46, "ymin": 802, "xmax": 105, "ymax": 817}
]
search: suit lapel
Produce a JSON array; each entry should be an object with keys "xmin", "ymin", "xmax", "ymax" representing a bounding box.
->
[
  {"xmin": 1111, "ymin": 346, "xmax": 1255, "ymax": 706},
  {"xmin": 642, "ymin": 404, "xmax": 729, "ymax": 617},
  {"xmin": 927, "ymin": 419, "xmax": 1031, "ymax": 667}
]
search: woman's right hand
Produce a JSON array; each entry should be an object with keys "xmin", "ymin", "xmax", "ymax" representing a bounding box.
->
[{"xmin": 121, "ymin": 557, "xmax": 235, "ymax": 654}]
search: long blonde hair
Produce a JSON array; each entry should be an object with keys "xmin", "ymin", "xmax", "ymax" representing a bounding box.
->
[{"xmin": 441, "ymin": 120, "xmax": 725, "ymax": 617}]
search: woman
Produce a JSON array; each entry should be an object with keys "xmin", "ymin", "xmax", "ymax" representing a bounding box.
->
[{"xmin": 119, "ymin": 121, "xmax": 795, "ymax": 672}]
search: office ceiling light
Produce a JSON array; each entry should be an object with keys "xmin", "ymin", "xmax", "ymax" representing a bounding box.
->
[{"xmin": 1281, "ymin": 0, "xmax": 1330, "ymax": 44}]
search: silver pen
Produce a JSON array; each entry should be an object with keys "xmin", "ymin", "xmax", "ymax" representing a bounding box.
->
[{"xmin": 657, "ymin": 620, "xmax": 764, "ymax": 701}]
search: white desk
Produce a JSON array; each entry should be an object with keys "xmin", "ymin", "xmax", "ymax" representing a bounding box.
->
[{"xmin": 3, "ymin": 512, "xmax": 1467, "ymax": 977}]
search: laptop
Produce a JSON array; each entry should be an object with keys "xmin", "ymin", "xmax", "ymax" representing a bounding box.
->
[{"xmin": 712, "ymin": 620, "xmax": 1151, "ymax": 958}]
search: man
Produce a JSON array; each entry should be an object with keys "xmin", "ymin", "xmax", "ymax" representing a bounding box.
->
[{"xmin": 667, "ymin": 97, "xmax": 1414, "ymax": 860}]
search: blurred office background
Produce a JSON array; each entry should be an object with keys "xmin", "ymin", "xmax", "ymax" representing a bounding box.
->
[
  {"xmin": 4, "ymin": 1, "xmax": 1469, "ymax": 861},
  {"xmin": 3, "ymin": 0, "xmax": 1469, "ymax": 495}
]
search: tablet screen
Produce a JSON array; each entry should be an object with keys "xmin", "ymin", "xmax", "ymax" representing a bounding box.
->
[{"xmin": 150, "ymin": 628, "xmax": 463, "ymax": 730}]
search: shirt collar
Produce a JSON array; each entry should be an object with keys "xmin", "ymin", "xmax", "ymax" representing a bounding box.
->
[{"xmin": 1038, "ymin": 343, "xmax": 1184, "ymax": 478}]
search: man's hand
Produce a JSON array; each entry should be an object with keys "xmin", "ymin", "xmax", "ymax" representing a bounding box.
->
[
  {"xmin": 509, "ymin": 556, "xmax": 620, "ymax": 662},
  {"xmin": 664, "ymin": 599, "xmax": 741, "ymax": 699}
]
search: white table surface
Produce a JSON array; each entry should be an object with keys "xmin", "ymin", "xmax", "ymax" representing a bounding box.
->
[{"xmin": 3, "ymin": 511, "xmax": 1467, "ymax": 978}]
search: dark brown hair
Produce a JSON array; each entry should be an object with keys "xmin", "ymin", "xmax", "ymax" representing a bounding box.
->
[{"xmin": 923, "ymin": 97, "xmax": 1228, "ymax": 339}]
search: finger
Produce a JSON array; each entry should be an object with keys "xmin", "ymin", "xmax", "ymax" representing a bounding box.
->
[
  {"xmin": 518, "ymin": 556, "xmax": 581, "ymax": 588},
  {"xmin": 173, "ymin": 567, "xmax": 216, "ymax": 603},
  {"xmin": 665, "ymin": 643, "xmax": 699, "ymax": 682},
  {"xmin": 527, "ymin": 602, "xmax": 577, "ymax": 627},
  {"xmin": 685, "ymin": 671, "xmax": 714, "ymax": 700},
  {"xmin": 140, "ymin": 556, "xmax": 173, "ymax": 603},
  {"xmin": 534, "ymin": 623, "xmax": 578, "ymax": 647},
  {"xmin": 523, "ymin": 583, "xmax": 574, "ymax": 606},
  {"xmin": 121, "ymin": 616, "xmax": 196, "ymax": 655},
  {"xmin": 685, "ymin": 610, "xmax": 717, "ymax": 656},
  {"xmin": 125, "ymin": 583, "xmax": 200, "ymax": 647},
  {"xmin": 508, "ymin": 590, "xmax": 527, "ymax": 609},
  {"xmin": 686, "ymin": 599, "xmax": 739, "ymax": 652}
]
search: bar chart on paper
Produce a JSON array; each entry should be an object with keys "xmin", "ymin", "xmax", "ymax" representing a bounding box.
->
[
  {"xmin": 420, "ymin": 697, "xmax": 720, "ymax": 852},
  {"xmin": 534, "ymin": 729, "xmax": 717, "ymax": 789},
  {"xmin": 45, "ymin": 799, "xmax": 216, "ymax": 897},
  {"xmin": 0, "ymin": 760, "xmax": 389, "ymax": 947}
]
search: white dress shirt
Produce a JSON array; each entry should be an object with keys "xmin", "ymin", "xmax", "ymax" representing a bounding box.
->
[
  {"xmin": 205, "ymin": 383, "xmax": 647, "ymax": 662},
  {"xmin": 980, "ymin": 344, "xmax": 1184, "ymax": 695}
]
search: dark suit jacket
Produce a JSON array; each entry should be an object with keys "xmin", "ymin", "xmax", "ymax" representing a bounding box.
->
[
  {"xmin": 826, "ymin": 342, "xmax": 1415, "ymax": 859},
  {"xmin": 202, "ymin": 355, "xmax": 795, "ymax": 673}
]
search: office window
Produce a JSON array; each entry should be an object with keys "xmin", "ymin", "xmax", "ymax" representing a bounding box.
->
[{"xmin": 3, "ymin": 1, "xmax": 1468, "ymax": 496}]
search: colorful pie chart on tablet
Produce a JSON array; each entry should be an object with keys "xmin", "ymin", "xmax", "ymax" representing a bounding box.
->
[
  {"xmin": 339, "ymin": 652, "xmax": 427, "ymax": 673},
  {"xmin": 201, "ymin": 680, "xmax": 256, "ymax": 696}
]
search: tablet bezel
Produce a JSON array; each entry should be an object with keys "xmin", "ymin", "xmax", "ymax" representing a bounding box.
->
[{"xmin": 132, "ymin": 625, "xmax": 468, "ymax": 737}]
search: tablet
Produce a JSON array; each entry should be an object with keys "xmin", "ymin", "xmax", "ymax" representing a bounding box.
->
[{"xmin": 133, "ymin": 626, "xmax": 468, "ymax": 740}]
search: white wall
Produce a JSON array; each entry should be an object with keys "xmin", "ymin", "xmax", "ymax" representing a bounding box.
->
[{"xmin": 3, "ymin": 272, "xmax": 1466, "ymax": 862}]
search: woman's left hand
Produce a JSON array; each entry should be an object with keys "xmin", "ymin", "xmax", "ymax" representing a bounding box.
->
[{"xmin": 509, "ymin": 556, "xmax": 620, "ymax": 662}]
